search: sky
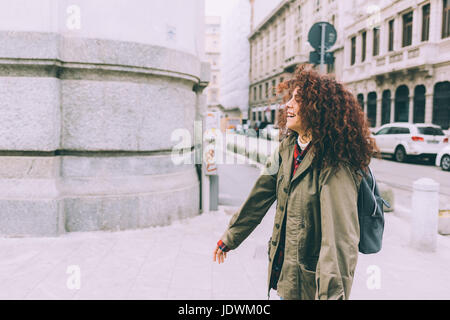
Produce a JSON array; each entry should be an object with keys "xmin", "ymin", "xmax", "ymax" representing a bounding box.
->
[
  {"xmin": 205, "ymin": 0, "xmax": 226, "ymax": 17},
  {"xmin": 205, "ymin": 0, "xmax": 283, "ymax": 27}
]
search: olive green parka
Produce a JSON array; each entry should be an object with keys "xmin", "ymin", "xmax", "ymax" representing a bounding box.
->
[{"xmin": 220, "ymin": 133, "xmax": 363, "ymax": 300}]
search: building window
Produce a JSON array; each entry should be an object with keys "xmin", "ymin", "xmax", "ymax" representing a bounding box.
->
[
  {"xmin": 357, "ymin": 94, "xmax": 364, "ymax": 110},
  {"xmin": 297, "ymin": 37, "xmax": 301, "ymax": 53},
  {"xmin": 373, "ymin": 27, "xmax": 380, "ymax": 56},
  {"xmin": 273, "ymin": 50, "xmax": 277, "ymax": 69},
  {"xmin": 259, "ymin": 84, "xmax": 262, "ymax": 100},
  {"xmin": 422, "ymin": 4, "xmax": 430, "ymax": 41},
  {"xmin": 327, "ymin": 59, "xmax": 335, "ymax": 74},
  {"xmin": 265, "ymin": 82, "xmax": 269, "ymax": 99},
  {"xmin": 315, "ymin": 0, "xmax": 321, "ymax": 12},
  {"xmin": 266, "ymin": 55, "xmax": 270, "ymax": 73},
  {"xmin": 351, "ymin": 36, "xmax": 356, "ymax": 65},
  {"xmin": 272, "ymin": 80, "xmax": 276, "ymax": 97},
  {"xmin": 361, "ymin": 31, "xmax": 367, "ymax": 62},
  {"xmin": 281, "ymin": 46, "xmax": 285, "ymax": 63},
  {"xmin": 433, "ymin": 82, "xmax": 450, "ymax": 129},
  {"xmin": 395, "ymin": 85, "xmax": 409, "ymax": 122},
  {"xmin": 443, "ymin": 0, "xmax": 450, "ymax": 38},
  {"xmin": 402, "ymin": 11, "xmax": 413, "ymax": 47},
  {"xmin": 274, "ymin": 24, "xmax": 278, "ymax": 41},
  {"xmin": 282, "ymin": 17, "xmax": 286, "ymax": 36},
  {"xmin": 211, "ymin": 89, "xmax": 218, "ymax": 102},
  {"xmin": 253, "ymin": 87, "xmax": 257, "ymax": 101},
  {"xmin": 381, "ymin": 90, "xmax": 391, "ymax": 125},
  {"xmin": 413, "ymin": 85, "xmax": 426, "ymax": 123},
  {"xmin": 388, "ymin": 19, "xmax": 394, "ymax": 51},
  {"xmin": 280, "ymin": 77, "xmax": 284, "ymax": 84},
  {"xmin": 367, "ymin": 92, "xmax": 377, "ymax": 128}
]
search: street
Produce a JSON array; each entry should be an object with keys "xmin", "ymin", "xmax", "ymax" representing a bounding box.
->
[
  {"xmin": 370, "ymin": 156, "xmax": 450, "ymax": 211},
  {"xmin": 217, "ymin": 150, "xmax": 450, "ymax": 299},
  {"xmin": 0, "ymin": 152, "xmax": 449, "ymax": 299}
]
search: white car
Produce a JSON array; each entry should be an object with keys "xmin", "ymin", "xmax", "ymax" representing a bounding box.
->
[
  {"xmin": 260, "ymin": 124, "xmax": 280, "ymax": 140},
  {"xmin": 372, "ymin": 123, "xmax": 449, "ymax": 162},
  {"xmin": 436, "ymin": 145, "xmax": 450, "ymax": 171}
]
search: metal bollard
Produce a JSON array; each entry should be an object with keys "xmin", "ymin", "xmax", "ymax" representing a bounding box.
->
[{"xmin": 410, "ymin": 178, "xmax": 440, "ymax": 252}]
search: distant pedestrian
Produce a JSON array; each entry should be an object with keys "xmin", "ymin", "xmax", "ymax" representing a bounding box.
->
[{"xmin": 212, "ymin": 64, "xmax": 379, "ymax": 300}]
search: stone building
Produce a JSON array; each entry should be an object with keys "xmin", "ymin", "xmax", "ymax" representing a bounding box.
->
[
  {"xmin": 344, "ymin": 0, "xmax": 450, "ymax": 130},
  {"xmin": 0, "ymin": 0, "xmax": 210, "ymax": 236},
  {"xmin": 219, "ymin": 0, "xmax": 252, "ymax": 122},
  {"xmin": 205, "ymin": 16, "xmax": 222, "ymax": 108},
  {"xmin": 248, "ymin": 0, "xmax": 348, "ymax": 126}
]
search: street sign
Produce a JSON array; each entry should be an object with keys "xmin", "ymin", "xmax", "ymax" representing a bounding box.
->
[
  {"xmin": 308, "ymin": 22, "xmax": 337, "ymax": 50},
  {"xmin": 309, "ymin": 51, "xmax": 320, "ymax": 64},
  {"xmin": 309, "ymin": 51, "xmax": 334, "ymax": 65},
  {"xmin": 307, "ymin": 22, "xmax": 337, "ymax": 73}
]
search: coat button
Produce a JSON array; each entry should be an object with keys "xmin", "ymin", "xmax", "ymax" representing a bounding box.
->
[
  {"xmin": 279, "ymin": 205, "xmax": 284, "ymax": 211},
  {"xmin": 272, "ymin": 240, "xmax": 277, "ymax": 246},
  {"xmin": 283, "ymin": 187, "xmax": 289, "ymax": 193},
  {"xmin": 275, "ymin": 223, "xmax": 280, "ymax": 229}
]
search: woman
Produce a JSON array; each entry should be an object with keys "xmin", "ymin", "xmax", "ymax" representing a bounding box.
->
[{"xmin": 212, "ymin": 64, "xmax": 378, "ymax": 300}]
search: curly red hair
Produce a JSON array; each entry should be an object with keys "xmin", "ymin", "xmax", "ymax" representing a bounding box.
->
[{"xmin": 277, "ymin": 64, "xmax": 380, "ymax": 171}]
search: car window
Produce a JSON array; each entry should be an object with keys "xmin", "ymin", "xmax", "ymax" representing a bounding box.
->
[
  {"xmin": 388, "ymin": 127, "xmax": 410, "ymax": 134},
  {"xmin": 387, "ymin": 127, "xmax": 400, "ymax": 134},
  {"xmin": 376, "ymin": 127, "xmax": 390, "ymax": 135},
  {"xmin": 397, "ymin": 127, "xmax": 410, "ymax": 134},
  {"xmin": 417, "ymin": 127, "xmax": 445, "ymax": 136}
]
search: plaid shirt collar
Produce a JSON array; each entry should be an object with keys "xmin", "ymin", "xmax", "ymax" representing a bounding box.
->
[{"xmin": 293, "ymin": 137, "xmax": 311, "ymax": 163}]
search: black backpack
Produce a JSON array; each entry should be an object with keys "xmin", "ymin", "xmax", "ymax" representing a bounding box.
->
[{"xmin": 356, "ymin": 166, "xmax": 391, "ymax": 254}]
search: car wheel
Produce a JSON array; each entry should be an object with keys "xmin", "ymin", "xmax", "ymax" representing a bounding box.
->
[
  {"xmin": 441, "ymin": 155, "xmax": 450, "ymax": 171},
  {"xmin": 394, "ymin": 146, "xmax": 407, "ymax": 163}
]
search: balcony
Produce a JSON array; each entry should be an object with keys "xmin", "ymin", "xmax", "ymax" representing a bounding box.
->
[
  {"xmin": 283, "ymin": 53, "xmax": 309, "ymax": 73},
  {"xmin": 343, "ymin": 38, "xmax": 450, "ymax": 83}
]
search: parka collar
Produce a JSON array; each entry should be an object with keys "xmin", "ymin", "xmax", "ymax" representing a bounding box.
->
[{"xmin": 280, "ymin": 133, "xmax": 315, "ymax": 183}]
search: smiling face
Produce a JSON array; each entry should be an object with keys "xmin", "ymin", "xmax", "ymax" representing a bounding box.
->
[
  {"xmin": 285, "ymin": 87, "xmax": 312, "ymax": 143},
  {"xmin": 286, "ymin": 87, "xmax": 306, "ymax": 137}
]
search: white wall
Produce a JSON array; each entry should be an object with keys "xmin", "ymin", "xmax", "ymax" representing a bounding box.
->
[
  {"xmin": 220, "ymin": 0, "xmax": 251, "ymax": 114},
  {"xmin": 0, "ymin": 0, "xmax": 205, "ymax": 59}
]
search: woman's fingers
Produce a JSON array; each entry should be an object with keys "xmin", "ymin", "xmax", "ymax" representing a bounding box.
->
[
  {"xmin": 213, "ymin": 245, "xmax": 219, "ymax": 262},
  {"xmin": 213, "ymin": 245, "xmax": 228, "ymax": 264}
]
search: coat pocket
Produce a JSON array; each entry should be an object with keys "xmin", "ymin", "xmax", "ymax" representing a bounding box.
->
[{"xmin": 298, "ymin": 263, "xmax": 317, "ymax": 300}]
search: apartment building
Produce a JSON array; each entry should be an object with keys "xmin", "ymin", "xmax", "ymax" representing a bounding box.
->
[
  {"xmin": 205, "ymin": 16, "xmax": 221, "ymax": 107},
  {"xmin": 248, "ymin": 0, "xmax": 346, "ymax": 126},
  {"xmin": 344, "ymin": 0, "xmax": 450, "ymax": 130}
]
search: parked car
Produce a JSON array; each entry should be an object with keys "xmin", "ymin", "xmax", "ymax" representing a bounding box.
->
[
  {"xmin": 372, "ymin": 123, "xmax": 449, "ymax": 162},
  {"xmin": 260, "ymin": 124, "xmax": 280, "ymax": 141},
  {"xmin": 248, "ymin": 121, "xmax": 269, "ymax": 138},
  {"xmin": 235, "ymin": 124, "xmax": 244, "ymax": 135},
  {"xmin": 436, "ymin": 145, "xmax": 450, "ymax": 171}
]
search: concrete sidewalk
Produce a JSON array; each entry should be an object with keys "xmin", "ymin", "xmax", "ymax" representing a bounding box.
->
[{"xmin": 0, "ymin": 203, "xmax": 449, "ymax": 299}]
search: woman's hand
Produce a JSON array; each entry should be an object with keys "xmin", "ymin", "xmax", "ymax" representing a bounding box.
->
[{"xmin": 213, "ymin": 245, "xmax": 227, "ymax": 264}]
